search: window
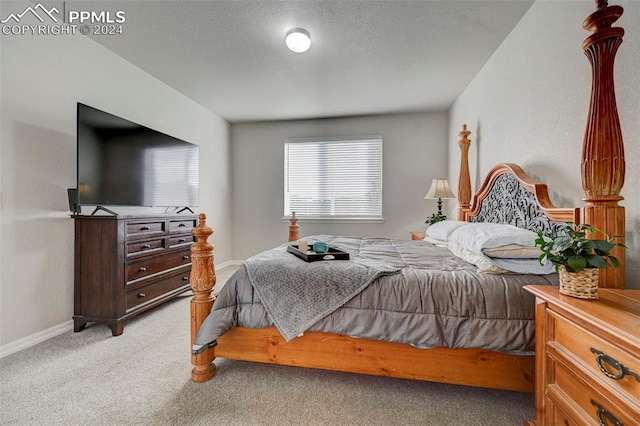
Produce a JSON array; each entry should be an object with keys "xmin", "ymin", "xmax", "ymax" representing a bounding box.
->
[{"xmin": 284, "ymin": 136, "xmax": 383, "ymax": 221}]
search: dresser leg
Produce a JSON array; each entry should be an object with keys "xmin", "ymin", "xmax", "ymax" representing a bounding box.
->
[
  {"xmin": 73, "ymin": 319, "xmax": 86, "ymax": 332},
  {"xmin": 109, "ymin": 322, "xmax": 126, "ymax": 336}
]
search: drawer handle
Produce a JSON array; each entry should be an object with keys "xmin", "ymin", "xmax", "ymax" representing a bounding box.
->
[
  {"xmin": 590, "ymin": 400, "xmax": 623, "ymax": 426},
  {"xmin": 591, "ymin": 347, "xmax": 640, "ymax": 382},
  {"xmin": 139, "ymin": 267, "xmax": 147, "ymax": 272},
  {"xmin": 137, "ymin": 293, "xmax": 146, "ymax": 298},
  {"xmin": 182, "ymin": 276, "xmax": 189, "ymax": 281},
  {"xmin": 141, "ymin": 244, "xmax": 151, "ymax": 249},
  {"xmin": 141, "ymin": 226, "xmax": 150, "ymax": 231},
  {"xmin": 183, "ymin": 255, "xmax": 190, "ymax": 260},
  {"xmin": 178, "ymin": 223, "xmax": 186, "ymax": 227},
  {"xmin": 178, "ymin": 238, "xmax": 186, "ymax": 243}
]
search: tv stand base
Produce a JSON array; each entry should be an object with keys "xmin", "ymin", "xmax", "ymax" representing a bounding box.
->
[{"xmin": 90, "ymin": 205, "xmax": 118, "ymax": 216}]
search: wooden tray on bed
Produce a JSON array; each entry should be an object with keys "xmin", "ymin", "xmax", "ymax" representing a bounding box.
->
[{"xmin": 287, "ymin": 245, "xmax": 350, "ymax": 262}]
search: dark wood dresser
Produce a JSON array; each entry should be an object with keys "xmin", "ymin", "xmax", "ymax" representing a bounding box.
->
[
  {"xmin": 73, "ymin": 214, "xmax": 196, "ymax": 335},
  {"xmin": 524, "ymin": 285, "xmax": 640, "ymax": 425}
]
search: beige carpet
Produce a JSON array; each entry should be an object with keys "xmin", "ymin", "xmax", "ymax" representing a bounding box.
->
[{"xmin": 0, "ymin": 266, "xmax": 534, "ymax": 425}]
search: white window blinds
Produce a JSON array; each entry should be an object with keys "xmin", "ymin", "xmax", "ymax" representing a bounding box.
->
[{"xmin": 284, "ymin": 136, "xmax": 383, "ymax": 219}]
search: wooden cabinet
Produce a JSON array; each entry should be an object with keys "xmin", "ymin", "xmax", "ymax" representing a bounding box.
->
[
  {"xmin": 73, "ymin": 214, "xmax": 196, "ymax": 336},
  {"xmin": 524, "ymin": 285, "xmax": 640, "ymax": 425}
]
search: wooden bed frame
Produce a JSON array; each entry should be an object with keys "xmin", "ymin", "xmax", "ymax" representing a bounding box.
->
[{"xmin": 188, "ymin": 1, "xmax": 626, "ymax": 392}]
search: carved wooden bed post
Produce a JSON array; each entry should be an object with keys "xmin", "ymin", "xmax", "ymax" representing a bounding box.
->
[
  {"xmin": 457, "ymin": 124, "xmax": 472, "ymax": 220},
  {"xmin": 581, "ymin": 0, "xmax": 626, "ymax": 288},
  {"xmin": 288, "ymin": 211, "xmax": 299, "ymax": 242},
  {"xmin": 190, "ymin": 213, "xmax": 217, "ymax": 382}
]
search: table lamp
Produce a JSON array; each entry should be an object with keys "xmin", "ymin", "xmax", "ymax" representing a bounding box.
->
[{"xmin": 424, "ymin": 178, "xmax": 456, "ymax": 216}]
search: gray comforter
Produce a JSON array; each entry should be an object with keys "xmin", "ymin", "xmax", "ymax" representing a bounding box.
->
[{"xmin": 193, "ymin": 236, "xmax": 558, "ymax": 354}]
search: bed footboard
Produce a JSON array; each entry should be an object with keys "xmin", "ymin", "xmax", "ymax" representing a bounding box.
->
[{"xmin": 190, "ymin": 214, "xmax": 217, "ymax": 382}]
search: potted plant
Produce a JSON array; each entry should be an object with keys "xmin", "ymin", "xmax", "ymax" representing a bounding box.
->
[
  {"xmin": 535, "ymin": 223, "xmax": 626, "ymax": 299},
  {"xmin": 425, "ymin": 212, "xmax": 447, "ymax": 226}
]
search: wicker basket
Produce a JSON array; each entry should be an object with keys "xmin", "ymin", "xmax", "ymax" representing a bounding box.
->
[{"xmin": 558, "ymin": 265, "xmax": 599, "ymax": 299}]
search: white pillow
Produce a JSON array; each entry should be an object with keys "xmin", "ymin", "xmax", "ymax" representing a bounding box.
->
[
  {"xmin": 447, "ymin": 222, "xmax": 539, "ymax": 252},
  {"xmin": 482, "ymin": 244, "xmax": 541, "ymax": 259},
  {"xmin": 423, "ymin": 235, "xmax": 448, "ymax": 247},
  {"xmin": 446, "ymin": 241, "xmax": 509, "ymax": 274},
  {"xmin": 490, "ymin": 256, "xmax": 555, "ymax": 275},
  {"xmin": 425, "ymin": 220, "xmax": 468, "ymax": 241},
  {"xmin": 449, "ymin": 238, "xmax": 555, "ymax": 275}
]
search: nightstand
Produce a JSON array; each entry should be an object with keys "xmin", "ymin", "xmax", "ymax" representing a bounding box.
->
[
  {"xmin": 410, "ymin": 231, "xmax": 425, "ymax": 240},
  {"xmin": 523, "ymin": 285, "xmax": 640, "ymax": 426}
]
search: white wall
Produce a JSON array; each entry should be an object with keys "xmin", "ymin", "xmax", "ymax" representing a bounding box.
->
[
  {"xmin": 231, "ymin": 112, "xmax": 449, "ymax": 259},
  {"xmin": 0, "ymin": 3, "xmax": 232, "ymax": 348},
  {"xmin": 449, "ymin": 0, "xmax": 640, "ymax": 289}
]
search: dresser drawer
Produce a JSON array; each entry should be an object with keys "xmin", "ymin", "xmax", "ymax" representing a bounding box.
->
[
  {"xmin": 550, "ymin": 359, "xmax": 636, "ymax": 426},
  {"xmin": 168, "ymin": 234, "xmax": 195, "ymax": 248},
  {"xmin": 546, "ymin": 396, "xmax": 581, "ymax": 426},
  {"xmin": 126, "ymin": 250, "xmax": 191, "ymax": 284},
  {"xmin": 126, "ymin": 272, "xmax": 190, "ymax": 311},
  {"xmin": 170, "ymin": 218, "xmax": 196, "ymax": 233},
  {"xmin": 125, "ymin": 220, "xmax": 165, "ymax": 238},
  {"xmin": 126, "ymin": 237, "xmax": 165, "ymax": 257},
  {"xmin": 553, "ymin": 310, "xmax": 640, "ymax": 401}
]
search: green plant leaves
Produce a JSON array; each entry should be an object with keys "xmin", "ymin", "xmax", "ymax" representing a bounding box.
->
[
  {"xmin": 585, "ymin": 255, "xmax": 608, "ymax": 269},
  {"xmin": 425, "ymin": 213, "xmax": 447, "ymax": 225},
  {"xmin": 534, "ymin": 223, "xmax": 625, "ymax": 273},
  {"xmin": 566, "ymin": 255, "xmax": 587, "ymax": 272}
]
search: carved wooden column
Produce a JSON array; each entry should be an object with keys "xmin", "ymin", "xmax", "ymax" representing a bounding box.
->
[
  {"xmin": 581, "ymin": 0, "xmax": 626, "ymax": 288},
  {"xmin": 190, "ymin": 213, "xmax": 217, "ymax": 382},
  {"xmin": 457, "ymin": 124, "xmax": 472, "ymax": 220},
  {"xmin": 288, "ymin": 211, "xmax": 299, "ymax": 242}
]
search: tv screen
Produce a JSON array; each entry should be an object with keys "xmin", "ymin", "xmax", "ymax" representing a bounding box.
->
[{"xmin": 76, "ymin": 103, "xmax": 199, "ymax": 208}]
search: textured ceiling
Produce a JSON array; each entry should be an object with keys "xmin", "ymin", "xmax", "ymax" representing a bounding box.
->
[{"xmin": 86, "ymin": 0, "xmax": 535, "ymax": 123}]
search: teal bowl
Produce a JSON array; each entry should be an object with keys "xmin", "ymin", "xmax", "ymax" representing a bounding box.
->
[{"xmin": 313, "ymin": 242, "xmax": 329, "ymax": 253}]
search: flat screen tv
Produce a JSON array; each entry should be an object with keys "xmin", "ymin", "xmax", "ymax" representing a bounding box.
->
[{"xmin": 76, "ymin": 103, "xmax": 199, "ymax": 212}]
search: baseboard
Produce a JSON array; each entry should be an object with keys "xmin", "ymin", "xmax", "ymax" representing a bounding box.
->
[
  {"xmin": 217, "ymin": 259, "xmax": 243, "ymax": 270},
  {"xmin": 0, "ymin": 320, "xmax": 73, "ymax": 359},
  {"xmin": 0, "ymin": 260, "xmax": 244, "ymax": 359}
]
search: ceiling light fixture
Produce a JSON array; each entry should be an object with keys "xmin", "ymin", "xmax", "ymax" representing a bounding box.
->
[{"xmin": 285, "ymin": 28, "xmax": 311, "ymax": 53}]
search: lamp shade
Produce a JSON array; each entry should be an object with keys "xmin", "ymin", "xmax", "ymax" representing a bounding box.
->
[
  {"xmin": 285, "ymin": 28, "xmax": 311, "ymax": 53},
  {"xmin": 424, "ymin": 178, "xmax": 455, "ymax": 199}
]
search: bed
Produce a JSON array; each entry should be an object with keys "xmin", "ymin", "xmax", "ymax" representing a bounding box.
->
[{"xmin": 188, "ymin": 0, "xmax": 627, "ymax": 393}]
